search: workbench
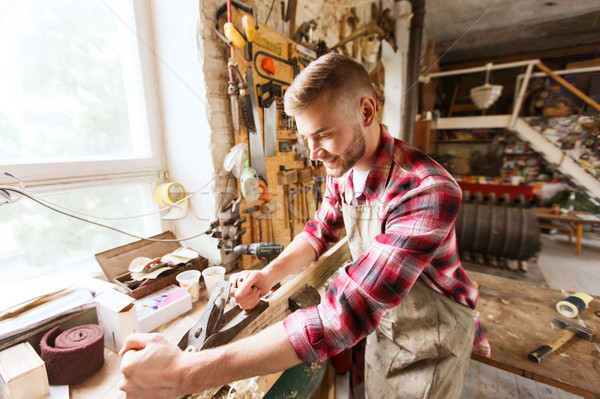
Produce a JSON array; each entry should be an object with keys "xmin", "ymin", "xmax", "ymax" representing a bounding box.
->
[
  {"xmin": 535, "ymin": 207, "xmax": 600, "ymax": 255},
  {"xmin": 69, "ymin": 239, "xmax": 350, "ymax": 398},
  {"xmin": 66, "ymin": 246, "xmax": 600, "ymax": 398},
  {"xmin": 468, "ymin": 271, "xmax": 600, "ymax": 398}
]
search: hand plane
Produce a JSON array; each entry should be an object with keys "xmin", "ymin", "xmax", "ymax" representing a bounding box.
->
[{"xmin": 178, "ymin": 280, "xmax": 269, "ymax": 352}]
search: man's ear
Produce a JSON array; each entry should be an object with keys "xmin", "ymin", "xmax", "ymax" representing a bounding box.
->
[{"xmin": 359, "ymin": 97, "xmax": 377, "ymax": 127}]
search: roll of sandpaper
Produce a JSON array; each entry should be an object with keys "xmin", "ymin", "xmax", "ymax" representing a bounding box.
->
[
  {"xmin": 40, "ymin": 324, "xmax": 104, "ymax": 385},
  {"xmin": 555, "ymin": 292, "xmax": 593, "ymax": 318}
]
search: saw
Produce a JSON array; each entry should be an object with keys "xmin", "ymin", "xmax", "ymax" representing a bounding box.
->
[{"xmin": 245, "ymin": 67, "xmax": 268, "ymax": 184}]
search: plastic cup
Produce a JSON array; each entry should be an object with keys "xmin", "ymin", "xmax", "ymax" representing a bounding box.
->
[
  {"xmin": 202, "ymin": 266, "xmax": 226, "ymax": 297},
  {"xmin": 176, "ymin": 270, "xmax": 201, "ymax": 302}
]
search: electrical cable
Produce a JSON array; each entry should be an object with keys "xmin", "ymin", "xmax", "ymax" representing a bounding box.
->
[
  {"xmin": 34, "ymin": 173, "xmax": 220, "ymax": 221},
  {"xmin": 265, "ymin": 0, "xmax": 276, "ymax": 24},
  {"xmin": 0, "ymin": 171, "xmax": 228, "ymax": 221},
  {"xmin": 0, "ymin": 184, "xmax": 214, "ymax": 243}
]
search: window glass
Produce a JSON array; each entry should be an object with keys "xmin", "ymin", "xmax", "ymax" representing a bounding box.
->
[
  {"xmin": 0, "ymin": 0, "xmax": 150, "ymax": 164},
  {"xmin": 0, "ymin": 182, "xmax": 162, "ymax": 284}
]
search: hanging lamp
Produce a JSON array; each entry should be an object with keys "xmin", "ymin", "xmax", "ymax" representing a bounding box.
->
[{"xmin": 470, "ymin": 63, "xmax": 503, "ymax": 109}]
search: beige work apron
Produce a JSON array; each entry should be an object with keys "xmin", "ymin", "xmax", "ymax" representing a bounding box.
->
[{"xmin": 341, "ymin": 199, "xmax": 474, "ymax": 399}]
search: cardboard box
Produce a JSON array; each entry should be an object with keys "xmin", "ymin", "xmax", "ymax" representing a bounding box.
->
[
  {"xmin": 95, "ymin": 231, "xmax": 208, "ymax": 299},
  {"xmin": 0, "ymin": 342, "xmax": 49, "ymax": 399},
  {"xmin": 135, "ymin": 285, "xmax": 192, "ymax": 333},
  {"xmin": 95, "ymin": 289, "xmax": 139, "ymax": 352}
]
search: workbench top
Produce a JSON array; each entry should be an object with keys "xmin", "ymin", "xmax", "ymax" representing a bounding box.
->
[{"xmin": 468, "ymin": 270, "xmax": 600, "ymax": 398}]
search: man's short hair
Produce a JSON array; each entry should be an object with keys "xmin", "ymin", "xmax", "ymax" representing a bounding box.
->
[{"xmin": 284, "ymin": 52, "xmax": 376, "ymax": 116}]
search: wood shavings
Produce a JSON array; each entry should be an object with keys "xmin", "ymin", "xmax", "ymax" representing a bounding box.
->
[
  {"xmin": 506, "ymin": 331, "xmax": 519, "ymax": 339},
  {"xmin": 225, "ymin": 377, "xmax": 264, "ymax": 399},
  {"xmin": 184, "ymin": 378, "xmax": 265, "ymax": 399}
]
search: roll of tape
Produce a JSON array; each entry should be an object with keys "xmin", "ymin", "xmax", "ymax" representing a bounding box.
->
[
  {"xmin": 40, "ymin": 324, "xmax": 105, "ymax": 385},
  {"xmin": 555, "ymin": 292, "xmax": 593, "ymax": 318},
  {"xmin": 152, "ymin": 182, "xmax": 186, "ymax": 206}
]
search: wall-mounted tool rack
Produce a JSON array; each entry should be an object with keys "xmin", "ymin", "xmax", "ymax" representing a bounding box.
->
[{"xmin": 225, "ymin": 7, "xmax": 325, "ymax": 269}]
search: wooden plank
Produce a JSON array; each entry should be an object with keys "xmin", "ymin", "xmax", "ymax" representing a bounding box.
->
[
  {"xmin": 413, "ymin": 120, "xmax": 435, "ymax": 153},
  {"xmin": 233, "ymin": 237, "xmax": 351, "ymax": 340},
  {"xmin": 536, "ymin": 62, "xmax": 600, "ymax": 113},
  {"xmin": 468, "ymin": 270, "xmax": 600, "ymax": 398},
  {"xmin": 197, "ymin": 239, "xmax": 350, "ymax": 398},
  {"xmin": 435, "ymin": 115, "xmax": 511, "ymax": 130}
]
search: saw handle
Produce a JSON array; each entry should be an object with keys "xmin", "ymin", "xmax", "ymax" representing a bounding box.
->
[{"xmin": 528, "ymin": 329, "xmax": 575, "ymax": 362}]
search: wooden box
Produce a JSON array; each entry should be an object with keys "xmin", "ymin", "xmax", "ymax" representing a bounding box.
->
[{"xmin": 95, "ymin": 231, "xmax": 208, "ymax": 299}]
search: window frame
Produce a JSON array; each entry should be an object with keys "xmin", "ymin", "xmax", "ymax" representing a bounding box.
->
[{"xmin": 0, "ymin": 0, "xmax": 166, "ymax": 190}]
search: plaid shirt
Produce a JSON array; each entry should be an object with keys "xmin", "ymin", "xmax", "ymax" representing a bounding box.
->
[{"xmin": 283, "ymin": 125, "xmax": 490, "ymax": 363}]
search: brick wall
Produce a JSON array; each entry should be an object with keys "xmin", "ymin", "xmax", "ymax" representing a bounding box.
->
[{"xmin": 195, "ymin": 0, "xmax": 405, "ymax": 262}]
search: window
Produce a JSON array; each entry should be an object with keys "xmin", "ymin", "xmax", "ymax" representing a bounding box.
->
[
  {"xmin": 0, "ymin": 0, "xmax": 164, "ymax": 284},
  {"xmin": 0, "ymin": 183, "xmax": 161, "ymax": 284}
]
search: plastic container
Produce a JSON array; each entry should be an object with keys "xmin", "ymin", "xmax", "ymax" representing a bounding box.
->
[
  {"xmin": 175, "ymin": 270, "xmax": 201, "ymax": 302},
  {"xmin": 202, "ymin": 266, "xmax": 226, "ymax": 297}
]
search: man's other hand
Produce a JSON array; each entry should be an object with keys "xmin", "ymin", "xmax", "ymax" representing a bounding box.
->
[
  {"xmin": 229, "ymin": 270, "xmax": 273, "ymax": 309},
  {"xmin": 119, "ymin": 333, "xmax": 187, "ymax": 399}
]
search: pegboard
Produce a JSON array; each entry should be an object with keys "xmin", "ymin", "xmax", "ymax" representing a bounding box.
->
[{"xmin": 222, "ymin": 7, "xmax": 326, "ymax": 269}]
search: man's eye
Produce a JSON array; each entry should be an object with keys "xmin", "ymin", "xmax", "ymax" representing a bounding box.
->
[{"xmin": 319, "ymin": 133, "xmax": 331, "ymax": 140}]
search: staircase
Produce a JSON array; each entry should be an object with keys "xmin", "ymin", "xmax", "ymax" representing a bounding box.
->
[
  {"xmin": 425, "ymin": 59, "xmax": 600, "ymax": 200},
  {"xmin": 435, "ymin": 115, "xmax": 600, "ymax": 200}
]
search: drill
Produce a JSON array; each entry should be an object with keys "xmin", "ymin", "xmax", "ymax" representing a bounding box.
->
[{"xmin": 230, "ymin": 242, "xmax": 284, "ymax": 266}]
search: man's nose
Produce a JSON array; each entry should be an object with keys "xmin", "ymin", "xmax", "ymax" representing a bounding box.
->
[{"xmin": 307, "ymin": 138, "xmax": 322, "ymax": 161}]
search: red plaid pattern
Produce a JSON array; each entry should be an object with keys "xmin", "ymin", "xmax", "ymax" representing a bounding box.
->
[{"xmin": 283, "ymin": 125, "xmax": 490, "ymax": 363}]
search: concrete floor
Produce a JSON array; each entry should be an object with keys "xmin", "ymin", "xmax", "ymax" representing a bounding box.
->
[{"xmin": 460, "ymin": 229, "xmax": 600, "ymax": 399}]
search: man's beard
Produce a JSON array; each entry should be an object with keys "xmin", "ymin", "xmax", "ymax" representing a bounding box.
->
[{"xmin": 323, "ymin": 123, "xmax": 366, "ymax": 178}]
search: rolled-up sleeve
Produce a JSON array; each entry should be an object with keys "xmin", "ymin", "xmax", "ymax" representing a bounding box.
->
[
  {"xmin": 297, "ymin": 176, "xmax": 345, "ymax": 258},
  {"xmin": 284, "ymin": 176, "xmax": 463, "ymax": 363}
]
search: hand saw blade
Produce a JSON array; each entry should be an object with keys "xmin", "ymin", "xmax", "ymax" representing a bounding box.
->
[
  {"xmin": 264, "ymin": 101, "xmax": 277, "ymax": 157},
  {"xmin": 245, "ymin": 67, "xmax": 268, "ymax": 184},
  {"xmin": 229, "ymin": 90, "xmax": 240, "ymax": 135}
]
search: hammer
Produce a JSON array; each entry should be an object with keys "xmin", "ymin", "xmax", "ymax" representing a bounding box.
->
[{"xmin": 528, "ymin": 317, "xmax": 596, "ymax": 362}]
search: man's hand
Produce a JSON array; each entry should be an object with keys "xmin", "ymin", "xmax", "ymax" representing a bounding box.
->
[
  {"xmin": 119, "ymin": 333, "xmax": 189, "ymax": 399},
  {"xmin": 229, "ymin": 270, "xmax": 273, "ymax": 309}
]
